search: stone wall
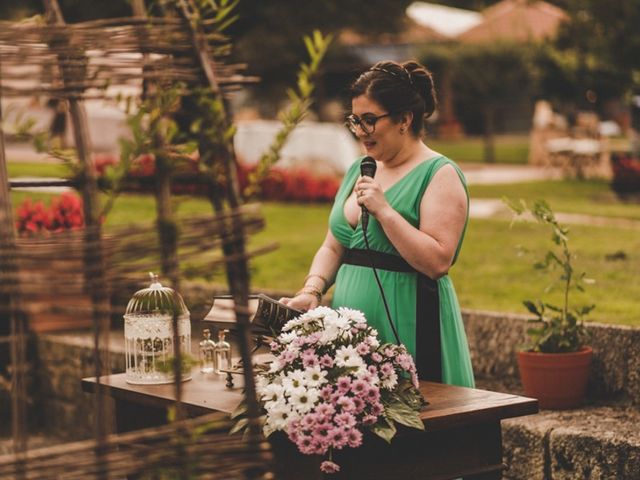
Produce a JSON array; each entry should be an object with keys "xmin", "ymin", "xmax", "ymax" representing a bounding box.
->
[
  {"xmin": 462, "ymin": 309, "xmax": 640, "ymax": 405},
  {"xmin": 35, "ymin": 333, "xmax": 125, "ymax": 441}
]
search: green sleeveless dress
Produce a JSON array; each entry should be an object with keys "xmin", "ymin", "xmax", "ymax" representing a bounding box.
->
[{"xmin": 329, "ymin": 156, "xmax": 475, "ymax": 388}]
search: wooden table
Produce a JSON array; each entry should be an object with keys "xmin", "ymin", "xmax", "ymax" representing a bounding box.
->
[{"xmin": 82, "ymin": 372, "xmax": 538, "ymax": 480}]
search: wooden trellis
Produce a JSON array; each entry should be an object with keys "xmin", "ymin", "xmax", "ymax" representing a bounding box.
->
[{"xmin": 0, "ymin": 0, "xmax": 269, "ymax": 477}]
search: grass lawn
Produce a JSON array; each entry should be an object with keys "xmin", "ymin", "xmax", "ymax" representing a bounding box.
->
[
  {"xmin": 428, "ymin": 134, "xmax": 529, "ymax": 164},
  {"xmin": 469, "ymin": 179, "xmax": 640, "ymax": 221},
  {"xmin": 7, "ymin": 162, "xmax": 69, "ymax": 178},
  {"xmin": 452, "ymin": 218, "xmax": 640, "ymax": 326}
]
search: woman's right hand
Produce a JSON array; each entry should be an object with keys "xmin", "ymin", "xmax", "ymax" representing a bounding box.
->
[{"xmin": 279, "ymin": 292, "xmax": 319, "ymax": 312}]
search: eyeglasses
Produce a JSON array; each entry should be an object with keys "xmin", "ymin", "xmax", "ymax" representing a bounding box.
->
[{"xmin": 345, "ymin": 112, "xmax": 393, "ymax": 135}]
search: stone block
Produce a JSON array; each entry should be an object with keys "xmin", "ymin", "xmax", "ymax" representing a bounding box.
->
[
  {"xmin": 462, "ymin": 309, "xmax": 528, "ymax": 381},
  {"xmin": 548, "ymin": 407, "xmax": 640, "ymax": 479},
  {"xmin": 624, "ymin": 328, "xmax": 640, "ymax": 406},
  {"xmin": 587, "ymin": 323, "xmax": 632, "ymax": 401},
  {"xmin": 502, "ymin": 414, "xmax": 555, "ymax": 480}
]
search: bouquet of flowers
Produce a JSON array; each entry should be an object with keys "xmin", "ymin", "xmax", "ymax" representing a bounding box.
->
[{"xmin": 232, "ymin": 306, "xmax": 426, "ymax": 474}]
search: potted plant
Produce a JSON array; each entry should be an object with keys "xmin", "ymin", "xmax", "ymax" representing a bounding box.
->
[{"xmin": 506, "ymin": 199, "xmax": 594, "ymax": 409}]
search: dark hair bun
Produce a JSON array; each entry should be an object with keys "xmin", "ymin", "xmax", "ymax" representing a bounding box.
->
[{"xmin": 402, "ymin": 61, "xmax": 437, "ymax": 119}]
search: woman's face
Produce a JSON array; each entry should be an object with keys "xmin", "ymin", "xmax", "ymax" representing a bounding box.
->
[{"xmin": 350, "ymin": 95, "xmax": 404, "ymax": 162}]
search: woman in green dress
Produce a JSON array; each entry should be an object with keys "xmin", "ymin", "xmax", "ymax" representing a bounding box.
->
[{"xmin": 281, "ymin": 60, "xmax": 474, "ymax": 388}]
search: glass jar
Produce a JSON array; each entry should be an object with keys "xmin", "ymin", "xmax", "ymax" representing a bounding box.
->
[
  {"xmin": 199, "ymin": 328, "xmax": 217, "ymax": 374},
  {"xmin": 215, "ymin": 329, "xmax": 231, "ymax": 374}
]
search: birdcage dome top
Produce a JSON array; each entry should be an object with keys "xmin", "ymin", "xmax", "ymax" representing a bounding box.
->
[{"xmin": 124, "ymin": 273, "xmax": 189, "ymax": 317}]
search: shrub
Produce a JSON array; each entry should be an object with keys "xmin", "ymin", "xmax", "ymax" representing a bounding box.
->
[
  {"xmin": 241, "ymin": 165, "xmax": 340, "ymax": 203},
  {"xmin": 90, "ymin": 153, "xmax": 341, "ymax": 203},
  {"xmin": 16, "ymin": 198, "xmax": 51, "ymax": 235},
  {"xmin": 611, "ymin": 152, "xmax": 640, "ymax": 197},
  {"xmin": 16, "ymin": 192, "xmax": 84, "ymax": 236},
  {"xmin": 49, "ymin": 192, "xmax": 84, "ymax": 232}
]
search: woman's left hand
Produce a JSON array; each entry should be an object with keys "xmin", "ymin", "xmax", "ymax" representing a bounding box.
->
[{"xmin": 355, "ymin": 176, "xmax": 389, "ymax": 217}]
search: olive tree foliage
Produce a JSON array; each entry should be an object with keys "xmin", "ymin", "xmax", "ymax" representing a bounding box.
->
[
  {"xmin": 553, "ymin": 0, "xmax": 640, "ymax": 108},
  {"xmin": 226, "ymin": 0, "xmax": 412, "ymax": 107},
  {"xmin": 448, "ymin": 42, "xmax": 534, "ymax": 163}
]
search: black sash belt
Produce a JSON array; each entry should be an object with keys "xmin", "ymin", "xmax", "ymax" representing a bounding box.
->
[{"xmin": 342, "ymin": 248, "xmax": 442, "ymax": 382}]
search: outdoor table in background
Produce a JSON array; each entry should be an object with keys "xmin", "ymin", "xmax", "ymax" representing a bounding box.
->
[
  {"xmin": 82, "ymin": 372, "xmax": 538, "ymax": 480},
  {"xmin": 546, "ymin": 137, "xmax": 603, "ymax": 178}
]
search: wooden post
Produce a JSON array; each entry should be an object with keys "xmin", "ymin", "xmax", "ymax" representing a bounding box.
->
[
  {"xmin": 177, "ymin": 0, "xmax": 261, "ymax": 437},
  {"xmin": 0, "ymin": 51, "xmax": 29, "ymax": 463},
  {"xmin": 43, "ymin": 0, "xmax": 112, "ymax": 450}
]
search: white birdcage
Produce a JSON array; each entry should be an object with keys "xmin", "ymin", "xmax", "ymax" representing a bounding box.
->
[{"xmin": 124, "ymin": 273, "xmax": 191, "ymax": 384}]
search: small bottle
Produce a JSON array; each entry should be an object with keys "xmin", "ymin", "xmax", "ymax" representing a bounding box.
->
[
  {"xmin": 215, "ymin": 329, "xmax": 231, "ymax": 374},
  {"xmin": 199, "ymin": 328, "xmax": 217, "ymax": 374}
]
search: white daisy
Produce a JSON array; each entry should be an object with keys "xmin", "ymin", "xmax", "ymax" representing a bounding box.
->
[
  {"xmin": 352, "ymin": 363, "xmax": 369, "ymax": 379},
  {"xmin": 255, "ymin": 375, "xmax": 270, "ymax": 396},
  {"xmin": 310, "ymin": 306, "xmax": 338, "ymax": 321},
  {"xmin": 283, "ymin": 369, "xmax": 307, "ymax": 391},
  {"xmin": 278, "ymin": 331, "xmax": 298, "ymax": 344},
  {"xmin": 289, "ymin": 387, "xmax": 320, "ymax": 413},
  {"xmin": 336, "ymin": 307, "xmax": 366, "ymax": 324},
  {"xmin": 367, "ymin": 335, "xmax": 380, "ymax": 349},
  {"xmin": 304, "ymin": 366, "xmax": 328, "ymax": 388},
  {"xmin": 319, "ymin": 323, "xmax": 340, "ymax": 344},
  {"xmin": 267, "ymin": 401, "xmax": 298, "ymax": 430},
  {"xmin": 381, "ymin": 371, "xmax": 398, "ymax": 390},
  {"xmin": 335, "ymin": 345, "xmax": 364, "ymax": 369},
  {"xmin": 268, "ymin": 358, "xmax": 283, "ymax": 373},
  {"xmin": 261, "ymin": 383, "xmax": 285, "ymax": 404}
]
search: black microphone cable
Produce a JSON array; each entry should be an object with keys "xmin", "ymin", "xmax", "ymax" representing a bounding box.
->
[{"xmin": 362, "ymin": 224, "xmax": 401, "ymax": 346}]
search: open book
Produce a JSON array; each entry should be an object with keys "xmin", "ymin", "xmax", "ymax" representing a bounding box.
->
[{"xmin": 203, "ymin": 293, "xmax": 302, "ymax": 338}]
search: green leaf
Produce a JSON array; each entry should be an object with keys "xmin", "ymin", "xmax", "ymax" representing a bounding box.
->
[
  {"xmin": 167, "ymin": 406, "xmax": 176, "ymax": 423},
  {"xmin": 229, "ymin": 418, "xmax": 249, "ymax": 435},
  {"xmin": 502, "ymin": 196, "xmax": 526, "ymax": 215},
  {"xmin": 522, "ymin": 300, "xmax": 542, "ymax": 316},
  {"xmin": 372, "ymin": 416, "xmax": 397, "ymax": 444},
  {"xmin": 263, "ymin": 421, "xmax": 275, "ymax": 438},
  {"xmin": 544, "ymin": 303, "xmax": 562, "ymax": 313},
  {"xmin": 230, "ymin": 401, "xmax": 247, "ymax": 419},
  {"xmin": 386, "ymin": 401, "xmax": 425, "ymax": 431}
]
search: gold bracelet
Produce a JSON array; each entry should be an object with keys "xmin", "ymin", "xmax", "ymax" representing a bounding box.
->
[
  {"xmin": 295, "ymin": 286, "xmax": 322, "ymax": 302},
  {"xmin": 303, "ymin": 273, "xmax": 328, "ymax": 292}
]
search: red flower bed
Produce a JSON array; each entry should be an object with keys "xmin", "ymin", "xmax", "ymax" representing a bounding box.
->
[
  {"xmin": 237, "ymin": 164, "xmax": 340, "ymax": 203},
  {"xmin": 611, "ymin": 152, "xmax": 640, "ymax": 197},
  {"xmin": 16, "ymin": 192, "xmax": 84, "ymax": 236},
  {"xmin": 91, "ymin": 153, "xmax": 341, "ymax": 202},
  {"xmin": 49, "ymin": 192, "xmax": 84, "ymax": 232},
  {"xmin": 16, "ymin": 198, "xmax": 51, "ymax": 235}
]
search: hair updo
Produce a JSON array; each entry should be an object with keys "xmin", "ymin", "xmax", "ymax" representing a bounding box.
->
[{"xmin": 350, "ymin": 60, "xmax": 437, "ymax": 136}]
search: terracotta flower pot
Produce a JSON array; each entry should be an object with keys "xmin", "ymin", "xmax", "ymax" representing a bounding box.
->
[{"xmin": 517, "ymin": 347, "xmax": 593, "ymax": 409}]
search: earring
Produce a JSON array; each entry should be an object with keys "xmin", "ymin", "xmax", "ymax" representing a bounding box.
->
[{"xmin": 400, "ymin": 127, "xmax": 406, "ymax": 133}]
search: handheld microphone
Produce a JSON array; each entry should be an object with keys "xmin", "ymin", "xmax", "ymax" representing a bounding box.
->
[{"xmin": 360, "ymin": 156, "xmax": 377, "ymax": 232}]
